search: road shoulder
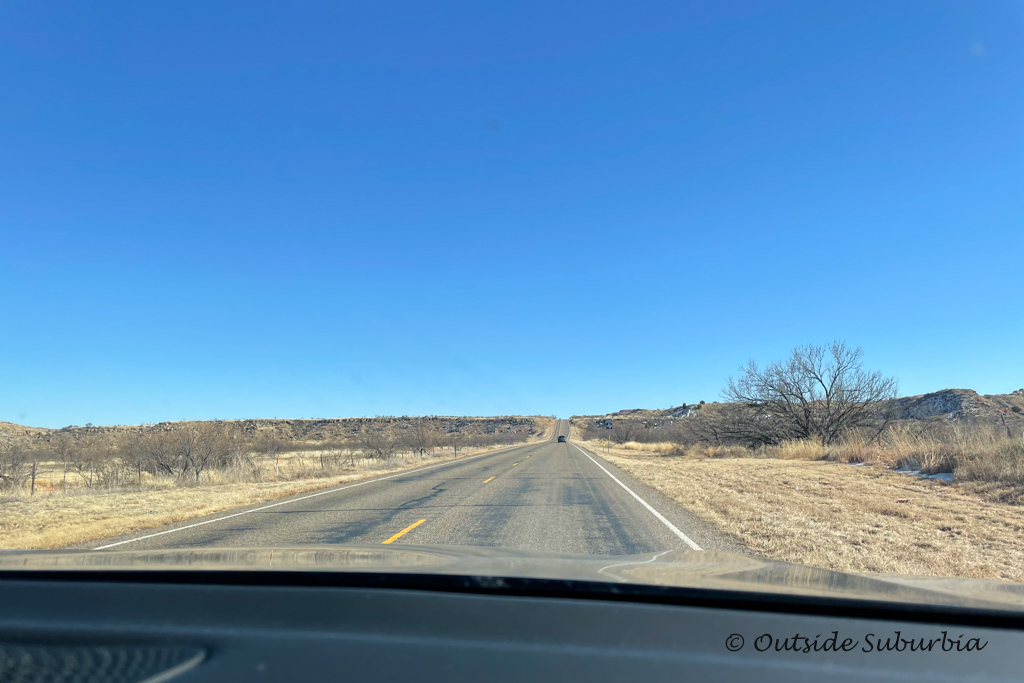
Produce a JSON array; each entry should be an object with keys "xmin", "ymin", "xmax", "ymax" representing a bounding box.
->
[
  {"xmin": 569, "ymin": 440, "xmax": 748, "ymax": 555},
  {"xmin": 575, "ymin": 438, "xmax": 1024, "ymax": 582}
]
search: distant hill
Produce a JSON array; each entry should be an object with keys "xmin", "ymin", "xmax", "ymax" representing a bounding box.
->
[
  {"xmin": 890, "ymin": 388, "xmax": 1024, "ymax": 423},
  {"xmin": 574, "ymin": 388, "xmax": 1024, "ymax": 429},
  {"xmin": 0, "ymin": 415, "xmax": 550, "ymax": 446},
  {"xmin": 0, "ymin": 420, "xmax": 49, "ymax": 443}
]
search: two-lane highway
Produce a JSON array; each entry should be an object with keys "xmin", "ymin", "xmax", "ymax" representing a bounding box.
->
[{"xmin": 87, "ymin": 420, "xmax": 738, "ymax": 554}]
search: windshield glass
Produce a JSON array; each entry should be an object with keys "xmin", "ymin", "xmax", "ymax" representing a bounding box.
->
[{"xmin": 1, "ymin": 1, "xmax": 1022, "ymax": 610}]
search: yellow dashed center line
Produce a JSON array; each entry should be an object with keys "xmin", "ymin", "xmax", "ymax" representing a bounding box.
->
[
  {"xmin": 382, "ymin": 519, "xmax": 426, "ymax": 544},
  {"xmin": 483, "ymin": 476, "xmax": 495, "ymax": 483},
  {"xmin": 512, "ymin": 462, "xmax": 518, "ymax": 466}
]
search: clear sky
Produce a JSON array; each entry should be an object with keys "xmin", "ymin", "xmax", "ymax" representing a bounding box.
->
[{"xmin": 2, "ymin": 1, "xmax": 1022, "ymax": 428}]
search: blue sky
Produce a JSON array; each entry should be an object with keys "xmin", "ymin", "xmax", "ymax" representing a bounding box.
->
[{"xmin": 2, "ymin": 1, "xmax": 1022, "ymax": 427}]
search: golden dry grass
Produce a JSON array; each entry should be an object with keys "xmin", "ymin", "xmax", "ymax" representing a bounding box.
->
[
  {"xmin": 0, "ymin": 440, "xmax": 533, "ymax": 550},
  {"xmin": 1, "ymin": 472, "xmax": 383, "ymax": 549},
  {"xmin": 578, "ymin": 438, "xmax": 1024, "ymax": 582},
  {"xmin": 581, "ymin": 422, "xmax": 1024, "ymax": 490},
  {"xmin": 617, "ymin": 441, "xmax": 679, "ymax": 454}
]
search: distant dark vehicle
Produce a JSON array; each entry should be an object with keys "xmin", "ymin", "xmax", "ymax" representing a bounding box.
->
[{"xmin": 557, "ymin": 435, "xmax": 567, "ymax": 443}]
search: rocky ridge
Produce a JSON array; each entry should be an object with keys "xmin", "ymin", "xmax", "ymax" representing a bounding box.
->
[{"xmin": 0, "ymin": 416, "xmax": 549, "ymax": 447}]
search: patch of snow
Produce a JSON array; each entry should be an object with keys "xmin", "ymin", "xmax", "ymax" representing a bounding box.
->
[{"xmin": 895, "ymin": 469, "xmax": 954, "ymax": 482}]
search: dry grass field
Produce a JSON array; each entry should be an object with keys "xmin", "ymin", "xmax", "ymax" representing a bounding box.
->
[
  {"xmin": 577, "ymin": 437, "xmax": 1024, "ymax": 582},
  {"xmin": 0, "ymin": 440, "xmax": 536, "ymax": 550}
]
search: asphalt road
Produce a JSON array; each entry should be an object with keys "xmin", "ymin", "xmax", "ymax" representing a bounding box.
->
[{"xmin": 86, "ymin": 420, "xmax": 740, "ymax": 555}]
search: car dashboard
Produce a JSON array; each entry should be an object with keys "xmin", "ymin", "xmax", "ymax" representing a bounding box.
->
[{"xmin": 1, "ymin": 570, "xmax": 1021, "ymax": 682}]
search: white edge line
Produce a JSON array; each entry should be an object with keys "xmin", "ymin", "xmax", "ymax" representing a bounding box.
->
[
  {"xmin": 571, "ymin": 443, "xmax": 702, "ymax": 551},
  {"xmin": 92, "ymin": 443, "xmax": 534, "ymax": 550}
]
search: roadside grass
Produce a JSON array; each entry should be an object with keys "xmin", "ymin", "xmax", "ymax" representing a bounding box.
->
[
  {"xmin": 22, "ymin": 449, "xmax": 426, "ymax": 494},
  {"xmin": 593, "ymin": 424, "xmax": 1024, "ymax": 492},
  {"xmin": 575, "ymin": 436, "xmax": 1024, "ymax": 582},
  {"xmin": 0, "ymin": 440, "xmax": 533, "ymax": 550}
]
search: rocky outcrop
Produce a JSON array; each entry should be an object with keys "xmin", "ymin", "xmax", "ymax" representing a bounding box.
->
[
  {"xmin": 892, "ymin": 389, "xmax": 980, "ymax": 420},
  {"xmin": 891, "ymin": 389, "xmax": 1024, "ymax": 424}
]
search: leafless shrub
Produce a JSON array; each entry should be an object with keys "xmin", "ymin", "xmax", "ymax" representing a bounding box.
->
[
  {"xmin": 3, "ymin": 416, "xmax": 544, "ymax": 499},
  {"xmin": 0, "ymin": 439, "xmax": 32, "ymax": 492},
  {"xmin": 406, "ymin": 423, "xmax": 439, "ymax": 457},
  {"xmin": 130, "ymin": 423, "xmax": 234, "ymax": 484},
  {"xmin": 50, "ymin": 433, "xmax": 78, "ymax": 492},
  {"xmin": 445, "ymin": 424, "xmax": 464, "ymax": 456},
  {"xmin": 357, "ymin": 419, "xmax": 398, "ymax": 460},
  {"xmin": 253, "ymin": 434, "xmax": 286, "ymax": 456}
]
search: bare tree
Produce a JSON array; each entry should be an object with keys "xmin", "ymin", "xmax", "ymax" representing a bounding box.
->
[
  {"xmin": 144, "ymin": 432, "xmax": 187, "ymax": 480},
  {"xmin": 176, "ymin": 423, "xmax": 229, "ymax": 483},
  {"xmin": 135, "ymin": 424, "xmax": 228, "ymax": 483},
  {"xmin": 50, "ymin": 433, "xmax": 77, "ymax": 492},
  {"xmin": 91, "ymin": 433, "xmax": 130, "ymax": 488},
  {"xmin": 127, "ymin": 432, "xmax": 149, "ymax": 486},
  {"xmin": 254, "ymin": 434, "xmax": 285, "ymax": 457},
  {"xmin": 186, "ymin": 425, "xmax": 218, "ymax": 482},
  {"xmin": 408, "ymin": 422, "xmax": 438, "ymax": 457},
  {"xmin": 0, "ymin": 439, "xmax": 31, "ymax": 493},
  {"xmin": 724, "ymin": 341, "xmax": 897, "ymax": 446},
  {"xmin": 447, "ymin": 424, "xmax": 464, "ymax": 456},
  {"xmin": 68, "ymin": 441, "xmax": 98, "ymax": 488},
  {"xmin": 358, "ymin": 419, "xmax": 397, "ymax": 460}
]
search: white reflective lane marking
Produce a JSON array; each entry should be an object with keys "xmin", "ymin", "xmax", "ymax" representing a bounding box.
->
[{"xmin": 571, "ymin": 443, "xmax": 702, "ymax": 551}]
